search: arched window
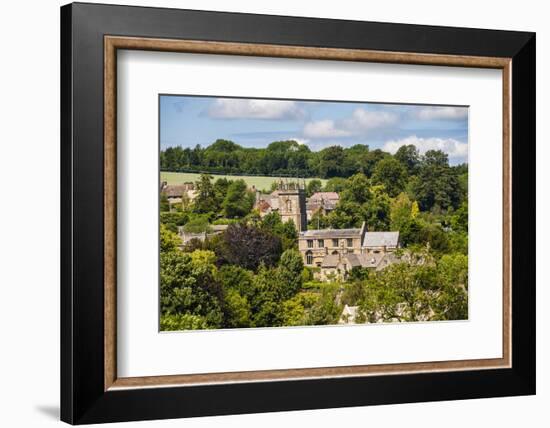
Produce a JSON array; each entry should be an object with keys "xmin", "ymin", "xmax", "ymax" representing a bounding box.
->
[
  {"xmin": 286, "ymin": 199, "xmax": 292, "ymax": 212},
  {"xmin": 305, "ymin": 250, "xmax": 313, "ymax": 265}
]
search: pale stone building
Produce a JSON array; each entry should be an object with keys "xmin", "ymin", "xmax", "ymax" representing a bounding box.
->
[
  {"xmin": 306, "ymin": 192, "xmax": 340, "ymax": 221},
  {"xmin": 160, "ymin": 181, "xmax": 197, "ymax": 211},
  {"xmin": 178, "ymin": 224, "xmax": 228, "ymax": 246},
  {"xmin": 298, "ymin": 223, "xmax": 400, "ymax": 281},
  {"xmin": 298, "ymin": 223, "xmax": 367, "ymax": 267},
  {"xmin": 319, "ymin": 251, "xmax": 398, "ymax": 281},
  {"xmin": 278, "ymin": 181, "xmax": 307, "ymax": 232}
]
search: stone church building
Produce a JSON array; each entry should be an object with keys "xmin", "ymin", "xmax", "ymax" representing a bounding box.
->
[
  {"xmin": 255, "ymin": 180, "xmax": 307, "ymax": 231},
  {"xmin": 298, "ymin": 223, "xmax": 400, "ymax": 281}
]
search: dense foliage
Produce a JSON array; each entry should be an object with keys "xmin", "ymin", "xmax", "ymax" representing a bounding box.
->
[
  {"xmin": 161, "ymin": 140, "xmax": 466, "ymax": 208},
  {"xmin": 159, "ymin": 141, "xmax": 469, "ymax": 330},
  {"xmin": 346, "ymin": 250, "xmax": 468, "ymax": 323}
]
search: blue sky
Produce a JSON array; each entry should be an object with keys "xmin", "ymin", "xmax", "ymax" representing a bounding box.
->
[{"xmin": 160, "ymin": 95, "xmax": 469, "ymax": 164}]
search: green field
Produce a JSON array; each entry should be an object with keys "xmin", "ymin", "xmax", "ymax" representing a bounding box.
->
[{"xmin": 161, "ymin": 171, "xmax": 327, "ymax": 191}]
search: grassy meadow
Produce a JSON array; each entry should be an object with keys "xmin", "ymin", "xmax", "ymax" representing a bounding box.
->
[{"xmin": 161, "ymin": 171, "xmax": 327, "ymax": 191}]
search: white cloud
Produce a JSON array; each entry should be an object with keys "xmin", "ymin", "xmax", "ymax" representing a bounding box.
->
[
  {"xmin": 415, "ymin": 106, "xmax": 468, "ymax": 120},
  {"xmin": 383, "ymin": 135, "xmax": 468, "ymax": 160},
  {"xmin": 303, "ymin": 119, "xmax": 352, "ymax": 138},
  {"xmin": 343, "ymin": 109, "xmax": 398, "ymax": 131},
  {"xmin": 303, "ymin": 108, "xmax": 397, "ymax": 139},
  {"xmin": 207, "ymin": 99, "xmax": 305, "ymax": 120}
]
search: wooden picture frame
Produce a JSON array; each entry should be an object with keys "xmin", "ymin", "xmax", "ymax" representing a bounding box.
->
[{"xmin": 61, "ymin": 2, "xmax": 535, "ymax": 424}]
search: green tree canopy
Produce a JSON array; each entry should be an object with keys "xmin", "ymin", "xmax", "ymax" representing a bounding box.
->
[
  {"xmin": 275, "ymin": 249, "xmax": 304, "ymax": 300},
  {"xmin": 261, "ymin": 212, "xmax": 298, "ymax": 250},
  {"xmin": 451, "ymin": 200, "xmax": 468, "ymax": 233},
  {"xmin": 216, "ymin": 265, "xmax": 255, "ymax": 298},
  {"xmin": 223, "ymin": 288, "xmax": 251, "ymax": 328},
  {"xmin": 318, "ymin": 146, "xmax": 346, "ymax": 178},
  {"xmin": 193, "ymin": 174, "xmax": 217, "ymax": 214},
  {"xmin": 394, "ymin": 144, "xmax": 420, "ymax": 174},
  {"xmin": 413, "ymin": 150, "xmax": 461, "ymax": 211},
  {"xmin": 182, "ymin": 216, "xmax": 211, "ymax": 233},
  {"xmin": 160, "ymin": 223, "xmax": 181, "ymax": 252},
  {"xmin": 306, "ymin": 179, "xmax": 323, "ymax": 197},
  {"xmin": 207, "ymin": 139, "xmax": 240, "ymax": 153},
  {"xmin": 323, "ymin": 177, "xmax": 348, "ymax": 193},
  {"xmin": 160, "ymin": 249, "xmax": 223, "ymax": 329},
  {"xmin": 340, "ymin": 173, "xmax": 371, "ymax": 205},
  {"xmin": 223, "ymin": 179, "xmax": 254, "ymax": 218},
  {"xmin": 372, "ymin": 157, "xmax": 408, "ymax": 197}
]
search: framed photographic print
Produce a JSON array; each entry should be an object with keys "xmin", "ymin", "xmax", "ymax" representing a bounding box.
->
[{"xmin": 60, "ymin": 2, "xmax": 535, "ymax": 424}]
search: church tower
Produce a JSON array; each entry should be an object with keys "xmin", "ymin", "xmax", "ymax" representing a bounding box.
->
[{"xmin": 277, "ymin": 180, "xmax": 307, "ymax": 232}]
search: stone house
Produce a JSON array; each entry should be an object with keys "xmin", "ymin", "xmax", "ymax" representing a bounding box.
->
[
  {"xmin": 160, "ymin": 181, "xmax": 197, "ymax": 211},
  {"xmin": 298, "ymin": 223, "xmax": 367, "ymax": 267},
  {"xmin": 178, "ymin": 224, "xmax": 228, "ymax": 246},
  {"xmin": 305, "ymin": 192, "xmax": 340, "ymax": 221},
  {"xmin": 318, "ymin": 251, "xmax": 398, "ymax": 281},
  {"xmin": 298, "ymin": 223, "xmax": 400, "ymax": 281}
]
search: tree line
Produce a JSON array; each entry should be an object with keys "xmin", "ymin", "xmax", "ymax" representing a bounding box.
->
[
  {"xmin": 161, "ymin": 140, "xmax": 467, "ymax": 212},
  {"xmin": 160, "ymin": 139, "xmax": 465, "ymax": 179}
]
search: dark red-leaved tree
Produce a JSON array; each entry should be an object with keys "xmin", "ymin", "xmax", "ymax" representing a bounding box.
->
[{"xmin": 219, "ymin": 223, "xmax": 282, "ymax": 271}]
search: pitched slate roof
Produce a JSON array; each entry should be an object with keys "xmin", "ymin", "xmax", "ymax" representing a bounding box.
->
[
  {"xmin": 354, "ymin": 253, "xmax": 385, "ymax": 268},
  {"xmin": 319, "ymin": 252, "xmax": 399, "ymax": 271},
  {"xmin": 321, "ymin": 254, "xmax": 341, "ymax": 267},
  {"xmin": 256, "ymin": 193, "xmax": 280, "ymax": 211},
  {"xmin": 309, "ymin": 192, "xmax": 340, "ymax": 203},
  {"xmin": 300, "ymin": 228, "xmax": 362, "ymax": 239},
  {"xmin": 161, "ymin": 184, "xmax": 191, "ymax": 198},
  {"xmin": 343, "ymin": 253, "xmax": 362, "ymax": 268},
  {"xmin": 306, "ymin": 200, "xmax": 338, "ymax": 211},
  {"xmin": 374, "ymin": 253, "xmax": 399, "ymax": 271},
  {"xmin": 362, "ymin": 231, "xmax": 400, "ymax": 248}
]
